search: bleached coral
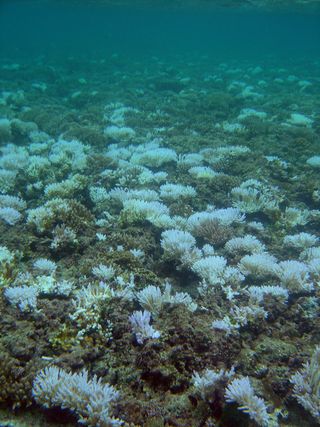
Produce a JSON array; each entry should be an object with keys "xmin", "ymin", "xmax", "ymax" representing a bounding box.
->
[
  {"xmin": 0, "ymin": 144, "xmax": 29, "ymax": 170},
  {"xmin": 281, "ymin": 207, "xmax": 310, "ymax": 228},
  {"xmin": 225, "ymin": 376, "xmax": 269, "ymax": 426},
  {"xmin": 211, "ymin": 300, "xmax": 268, "ymax": 335},
  {"xmin": 188, "ymin": 166, "xmax": 221, "ymax": 179},
  {"xmin": 308, "ymin": 258, "xmax": 320, "ymax": 281},
  {"xmin": 49, "ymin": 138, "xmax": 89, "ymax": 171},
  {"xmin": 225, "ymin": 235, "xmax": 266, "ymax": 255},
  {"xmin": 36, "ymin": 275, "xmax": 73, "ymax": 296},
  {"xmin": 231, "ymin": 305, "xmax": 268, "ymax": 327},
  {"xmin": 137, "ymin": 168, "xmax": 168, "ymax": 184},
  {"xmin": 238, "ymin": 253, "xmax": 278, "ymax": 278},
  {"xmin": 0, "ymin": 207, "xmax": 21, "ymax": 225},
  {"xmin": 222, "ymin": 266, "xmax": 245, "ymax": 286},
  {"xmin": 27, "ymin": 198, "xmax": 70, "ymax": 232},
  {"xmin": 283, "ymin": 232, "xmax": 318, "ymax": 249},
  {"xmin": 0, "ymin": 246, "xmax": 14, "ymax": 264},
  {"xmin": 121, "ymin": 199, "xmax": 169, "ymax": 224},
  {"xmin": 104, "ymin": 125, "xmax": 136, "ymax": 141},
  {"xmin": 187, "ymin": 207, "xmax": 245, "ymax": 234},
  {"xmin": 51, "ymin": 224, "xmax": 77, "ymax": 250},
  {"xmin": 105, "ymin": 144, "xmax": 131, "ymax": 162},
  {"xmin": 247, "ymin": 221, "xmax": 265, "ymax": 232},
  {"xmin": 137, "ymin": 285, "xmax": 165, "ymax": 314},
  {"xmin": 192, "ymin": 367, "xmax": 235, "ymax": 400},
  {"xmin": 287, "ymin": 113, "xmax": 313, "ymax": 127},
  {"xmin": 129, "ymin": 310, "xmax": 161, "ymax": 344},
  {"xmin": 33, "ymin": 258, "xmax": 57, "ymax": 275},
  {"xmin": 32, "ymin": 366, "xmax": 123, "ymax": 426},
  {"xmin": 177, "ymin": 153, "xmax": 203, "ymax": 167},
  {"xmin": 27, "ymin": 205, "xmax": 54, "ymax": 232},
  {"xmin": 159, "ymin": 183, "xmax": 196, "ymax": 200},
  {"xmin": 4, "ymin": 285, "xmax": 38, "ymax": 312},
  {"xmin": 136, "ymin": 283, "xmax": 197, "ymax": 314},
  {"xmin": 274, "ymin": 260, "xmax": 312, "ymax": 292},
  {"xmin": 131, "ymin": 144, "xmax": 177, "ymax": 167},
  {"xmin": 231, "ymin": 179, "xmax": 281, "ymax": 213},
  {"xmin": 218, "ymin": 121, "xmax": 246, "ymax": 133},
  {"xmin": 130, "ymin": 248, "xmax": 145, "ymax": 259},
  {"xmin": 0, "ymin": 169, "xmax": 16, "ymax": 193},
  {"xmin": 72, "ymin": 282, "xmax": 115, "ymax": 312},
  {"xmin": 70, "ymin": 283, "xmax": 115, "ymax": 339},
  {"xmin": 307, "ymin": 156, "xmax": 320, "ymax": 169},
  {"xmin": 92, "ymin": 264, "xmax": 116, "ymax": 281},
  {"xmin": 26, "ymin": 156, "xmax": 50, "ymax": 178},
  {"xmin": 199, "ymin": 265, "xmax": 244, "ymax": 297},
  {"xmin": 290, "ymin": 346, "xmax": 320, "ymax": 423},
  {"xmin": 160, "ymin": 229, "xmax": 197, "ymax": 263},
  {"xmin": 136, "ymin": 285, "xmax": 163, "ymax": 314},
  {"xmin": 300, "ymin": 247, "xmax": 320, "ymax": 262},
  {"xmin": 44, "ymin": 174, "xmax": 86, "ymax": 199},
  {"xmin": 202, "ymin": 145, "xmax": 250, "ymax": 164},
  {"xmin": 104, "ymin": 102, "xmax": 138, "ymax": 127},
  {"xmin": 0, "ymin": 195, "xmax": 26, "ymax": 210},
  {"xmin": 192, "ymin": 256, "xmax": 227, "ymax": 287},
  {"xmin": 212, "ymin": 316, "xmax": 239, "ymax": 335},
  {"xmin": 237, "ymin": 108, "xmax": 267, "ymax": 121},
  {"xmin": 247, "ymin": 285, "xmax": 289, "ymax": 303}
]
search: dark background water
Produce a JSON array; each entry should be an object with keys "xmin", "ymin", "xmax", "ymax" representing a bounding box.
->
[{"xmin": 0, "ymin": 0, "xmax": 319, "ymax": 62}]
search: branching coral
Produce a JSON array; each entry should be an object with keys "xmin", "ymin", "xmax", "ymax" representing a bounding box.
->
[
  {"xmin": 291, "ymin": 346, "xmax": 320, "ymax": 423},
  {"xmin": 225, "ymin": 376, "xmax": 269, "ymax": 426},
  {"xmin": 32, "ymin": 366, "xmax": 123, "ymax": 426}
]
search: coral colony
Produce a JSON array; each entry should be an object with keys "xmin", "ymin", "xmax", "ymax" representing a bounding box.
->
[{"xmin": 1, "ymin": 19, "xmax": 320, "ymax": 427}]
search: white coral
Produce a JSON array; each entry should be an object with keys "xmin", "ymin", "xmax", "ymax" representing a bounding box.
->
[
  {"xmin": 238, "ymin": 253, "xmax": 278, "ymax": 278},
  {"xmin": 160, "ymin": 183, "xmax": 196, "ymax": 200},
  {"xmin": 274, "ymin": 260, "xmax": 312, "ymax": 292},
  {"xmin": 0, "ymin": 207, "xmax": 21, "ymax": 225},
  {"xmin": 32, "ymin": 366, "xmax": 122, "ymax": 426},
  {"xmin": 136, "ymin": 283, "xmax": 197, "ymax": 314},
  {"xmin": 225, "ymin": 376, "xmax": 269, "ymax": 426},
  {"xmin": 4, "ymin": 285, "xmax": 38, "ymax": 312},
  {"xmin": 192, "ymin": 256, "xmax": 227, "ymax": 286},
  {"xmin": 290, "ymin": 346, "xmax": 320, "ymax": 422},
  {"xmin": 160, "ymin": 229, "xmax": 197, "ymax": 262},
  {"xmin": 247, "ymin": 285, "xmax": 289, "ymax": 303},
  {"xmin": 225, "ymin": 235, "xmax": 266, "ymax": 254},
  {"xmin": 192, "ymin": 367, "xmax": 235, "ymax": 400},
  {"xmin": 231, "ymin": 180, "xmax": 281, "ymax": 213},
  {"xmin": 283, "ymin": 233, "xmax": 318, "ymax": 249},
  {"xmin": 129, "ymin": 310, "xmax": 161, "ymax": 344},
  {"xmin": 92, "ymin": 264, "xmax": 115, "ymax": 281},
  {"xmin": 33, "ymin": 258, "xmax": 57, "ymax": 274}
]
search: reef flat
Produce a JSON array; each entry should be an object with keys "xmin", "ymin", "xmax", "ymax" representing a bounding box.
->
[{"xmin": 0, "ymin": 46, "xmax": 320, "ymax": 426}]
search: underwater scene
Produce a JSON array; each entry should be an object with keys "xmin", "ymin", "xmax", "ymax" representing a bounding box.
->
[{"xmin": 0, "ymin": 0, "xmax": 320, "ymax": 426}]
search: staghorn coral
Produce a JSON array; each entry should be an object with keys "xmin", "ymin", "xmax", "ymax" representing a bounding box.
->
[
  {"xmin": 0, "ymin": 207, "xmax": 22, "ymax": 225},
  {"xmin": 32, "ymin": 366, "xmax": 123, "ymax": 426},
  {"xmin": 136, "ymin": 282, "xmax": 197, "ymax": 314},
  {"xmin": 192, "ymin": 366, "xmax": 235, "ymax": 400},
  {"xmin": 290, "ymin": 346, "xmax": 320, "ymax": 423},
  {"xmin": 129, "ymin": 310, "xmax": 161, "ymax": 344},
  {"xmin": 225, "ymin": 376, "xmax": 269, "ymax": 426},
  {"xmin": 4, "ymin": 285, "xmax": 39, "ymax": 312}
]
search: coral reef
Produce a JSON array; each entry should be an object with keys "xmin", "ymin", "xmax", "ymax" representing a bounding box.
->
[{"xmin": 0, "ymin": 15, "xmax": 320, "ymax": 427}]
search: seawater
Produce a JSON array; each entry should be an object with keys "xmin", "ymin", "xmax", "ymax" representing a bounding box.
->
[{"xmin": 0, "ymin": 1, "xmax": 320, "ymax": 427}]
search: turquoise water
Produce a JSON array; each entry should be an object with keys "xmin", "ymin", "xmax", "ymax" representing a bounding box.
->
[
  {"xmin": 1, "ymin": 2, "xmax": 320, "ymax": 58},
  {"xmin": 0, "ymin": 1, "xmax": 320, "ymax": 427}
]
